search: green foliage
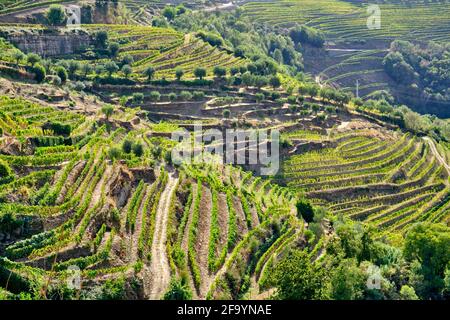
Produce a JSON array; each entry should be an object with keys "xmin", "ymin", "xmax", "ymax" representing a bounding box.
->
[
  {"xmin": 122, "ymin": 139, "xmax": 132, "ymax": 154},
  {"xmin": 164, "ymin": 277, "xmax": 193, "ymax": 300},
  {"xmin": 296, "ymin": 199, "xmax": 314, "ymax": 223},
  {"xmin": 33, "ymin": 64, "xmax": 46, "ymax": 83},
  {"xmin": 46, "ymin": 4, "xmax": 66, "ymax": 26},
  {"xmin": 0, "ymin": 158, "xmax": 13, "ymax": 178},
  {"xmin": 273, "ymin": 249, "xmax": 327, "ymax": 299},
  {"xmin": 289, "ymin": 24, "xmax": 325, "ymax": 47},
  {"xmin": 404, "ymin": 222, "xmax": 450, "ymax": 299},
  {"xmin": 101, "ymin": 104, "xmax": 114, "ymax": 120},
  {"xmin": 330, "ymin": 258, "xmax": 365, "ymax": 300},
  {"xmin": 194, "ymin": 67, "xmax": 206, "ymax": 80}
]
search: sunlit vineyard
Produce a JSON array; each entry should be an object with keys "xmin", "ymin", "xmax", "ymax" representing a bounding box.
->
[{"xmin": 243, "ymin": 0, "xmax": 450, "ymax": 42}]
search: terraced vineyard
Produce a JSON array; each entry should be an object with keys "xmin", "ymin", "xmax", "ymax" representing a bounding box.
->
[
  {"xmin": 0, "ymin": 23, "xmax": 246, "ymax": 80},
  {"xmin": 0, "ymin": 0, "xmax": 449, "ymax": 303},
  {"xmin": 281, "ymin": 126, "xmax": 450, "ymax": 237},
  {"xmin": 242, "ymin": 0, "xmax": 450, "ymax": 42},
  {"xmin": 0, "ymin": 93, "xmax": 305, "ymax": 300}
]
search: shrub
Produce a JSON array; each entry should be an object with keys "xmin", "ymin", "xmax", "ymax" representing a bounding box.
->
[
  {"xmin": 132, "ymin": 92, "xmax": 144, "ymax": 104},
  {"xmin": 27, "ymin": 53, "xmax": 40, "ymax": 67},
  {"xmin": 168, "ymin": 92, "xmax": 177, "ymax": 101},
  {"xmin": 179, "ymin": 91, "xmax": 192, "ymax": 101},
  {"xmin": 108, "ymin": 147, "xmax": 121, "ymax": 160},
  {"xmin": 33, "ymin": 64, "xmax": 46, "ymax": 83},
  {"xmin": 132, "ymin": 142, "xmax": 144, "ymax": 157},
  {"xmin": 192, "ymin": 91, "xmax": 205, "ymax": 100},
  {"xmin": 0, "ymin": 159, "xmax": 13, "ymax": 177},
  {"xmin": 296, "ymin": 199, "xmax": 314, "ymax": 223},
  {"xmin": 149, "ymin": 91, "xmax": 161, "ymax": 102},
  {"xmin": 164, "ymin": 278, "xmax": 192, "ymax": 300},
  {"xmin": 122, "ymin": 139, "xmax": 132, "ymax": 154},
  {"xmin": 223, "ymin": 109, "xmax": 231, "ymax": 118}
]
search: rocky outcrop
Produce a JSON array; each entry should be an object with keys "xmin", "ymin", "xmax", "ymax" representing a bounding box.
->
[{"xmin": 3, "ymin": 29, "xmax": 92, "ymax": 57}]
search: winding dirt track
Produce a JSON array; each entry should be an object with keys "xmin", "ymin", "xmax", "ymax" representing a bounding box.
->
[
  {"xmin": 149, "ymin": 173, "xmax": 178, "ymax": 300},
  {"xmin": 423, "ymin": 137, "xmax": 450, "ymax": 179}
]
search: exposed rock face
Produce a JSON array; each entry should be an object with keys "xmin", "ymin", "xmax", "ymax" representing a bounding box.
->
[
  {"xmin": 109, "ymin": 166, "xmax": 134, "ymax": 208},
  {"xmin": 5, "ymin": 30, "xmax": 92, "ymax": 57},
  {"xmin": 0, "ymin": 137, "xmax": 22, "ymax": 156}
]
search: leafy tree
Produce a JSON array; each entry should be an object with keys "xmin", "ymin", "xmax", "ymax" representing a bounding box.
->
[
  {"xmin": 194, "ymin": 67, "xmax": 206, "ymax": 80},
  {"xmin": 95, "ymin": 64, "xmax": 104, "ymax": 76},
  {"xmin": 162, "ymin": 6, "xmax": 176, "ymax": 20},
  {"xmin": 108, "ymin": 42, "xmax": 120, "ymax": 58},
  {"xmin": 12, "ymin": 50, "xmax": 24, "ymax": 66},
  {"xmin": 0, "ymin": 159, "xmax": 13, "ymax": 177},
  {"xmin": 144, "ymin": 66, "xmax": 155, "ymax": 81},
  {"xmin": 330, "ymin": 259, "xmax": 366, "ymax": 300},
  {"xmin": 399, "ymin": 285, "xmax": 419, "ymax": 300},
  {"xmin": 180, "ymin": 91, "xmax": 192, "ymax": 101},
  {"xmin": 222, "ymin": 109, "xmax": 231, "ymax": 118},
  {"xmin": 68, "ymin": 60, "xmax": 80, "ymax": 79},
  {"xmin": 175, "ymin": 68, "xmax": 184, "ymax": 81},
  {"xmin": 404, "ymin": 222, "xmax": 450, "ymax": 299},
  {"xmin": 104, "ymin": 61, "xmax": 119, "ymax": 77},
  {"xmin": 175, "ymin": 4, "xmax": 187, "ymax": 15},
  {"xmin": 168, "ymin": 92, "xmax": 177, "ymax": 102},
  {"xmin": 213, "ymin": 66, "xmax": 227, "ymax": 79},
  {"xmin": 272, "ymin": 249, "xmax": 327, "ymax": 299},
  {"xmin": 101, "ymin": 104, "xmax": 114, "ymax": 120},
  {"xmin": 33, "ymin": 64, "xmax": 46, "ymax": 83},
  {"xmin": 121, "ymin": 54, "xmax": 134, "ymax": 66},
  {"xmin": 255, "ymin": 93, "xmax": 264, "ymax": 103},
  {"xmin": 269, "ymin": 75, "xmax": 281, "ymax": 89},
  {"xmin": 122, "ymin": 64, "xmax": 132, "ymax": 79},
  {"xmin": 47, "ymin": 4, "xmax": 66, "ymax": 26},
  {"xmin": 55, "ymin": 66, "xmax": 68, "ymax": 83},
  {"xmin": 81, "ymin": 64, "xmax": 93, "ymax": 77},
  {"xmin": 95, "ymin": 31, "xmax": 108, "ymax": 49},
  {"xmin": 27, "ymin": 53, "xmax": 40, "ymax": 67},
  {"xmin": 289, "ymin": 25, "xmax": 325, "ymax": 47}
]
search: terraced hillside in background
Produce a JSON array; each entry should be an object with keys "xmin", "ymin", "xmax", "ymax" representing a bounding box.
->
[
  {"xmin": 243, "ymin": 0, "xmax": 450, "ymax": 42},
  {"xmin": 0, "ymin": 23, "xmax": 245, "ymax": 80},
  {"xmin": 243, "ymin": 0, "xmax": 450, "ymax": 98}
]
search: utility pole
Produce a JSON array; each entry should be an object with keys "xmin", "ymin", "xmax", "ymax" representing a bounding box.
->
[{"xmin": 356, "ymin": 79, "xmax": 359, "ymax": 99}]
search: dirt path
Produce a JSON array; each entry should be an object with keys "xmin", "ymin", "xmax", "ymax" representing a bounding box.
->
[
  {"xmin": 149, "ymin": 173, "xmax": 178, "ymax": 300},
  {"xmin": 196, "ymin": 187, "xmax": 212, "ymax": 298},
  {"xmin": 423, "ymin": 137, "xmax": 450, "ymax": 180}
]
